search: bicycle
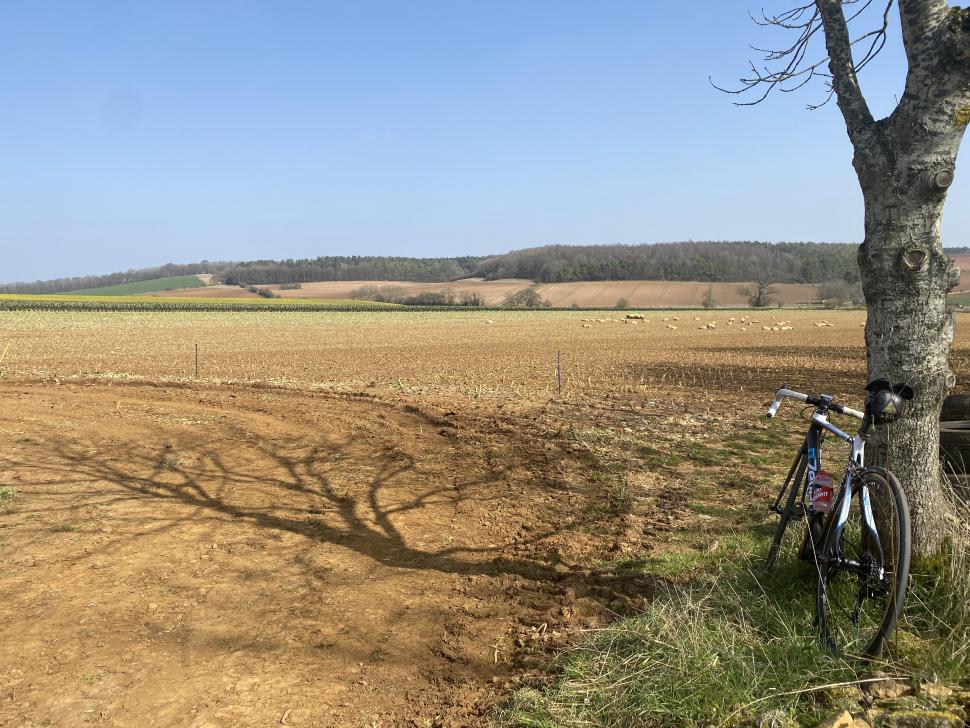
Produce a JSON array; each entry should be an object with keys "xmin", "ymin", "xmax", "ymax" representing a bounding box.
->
[{"xmin": 764, "ymin": 380, "xmax": 913, "ymax": 658}]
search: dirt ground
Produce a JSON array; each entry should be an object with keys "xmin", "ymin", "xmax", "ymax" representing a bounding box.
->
[
  {"xmin": 154, "ymin": 278, "xmax": 823, "ymax": 307},
  {"xmin": 3, "ymin": 308, "xmax": 970, "ymax": 727},
  {"xmin": 0, "ymin": 380, "xmax": 681, "ymax": 728}
]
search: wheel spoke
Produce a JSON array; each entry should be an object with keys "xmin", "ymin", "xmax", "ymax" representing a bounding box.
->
[{"xmin": 817, "ymin": 470, "xmax": 908, "ymax": 657}]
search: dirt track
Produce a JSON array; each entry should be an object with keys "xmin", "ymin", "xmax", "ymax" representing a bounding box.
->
[{"xmin": 0, "ymin": 380, "xmax": 660, "ymax": 727}]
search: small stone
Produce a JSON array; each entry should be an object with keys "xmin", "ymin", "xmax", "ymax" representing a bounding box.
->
[
  {"xmin": 877, "ymin": 709, "xmax": 965, "ymax": 727},
  {"xmin": 569, "ymin": 596, "xmax": 612, "ymax": 625},
  {"xmin": 863, "ymin": 672, "xmax": 910, "ymax": 701},
  {"xmin": 918, "ymin": 683, "xmax": 954, "ymax": 701},
  {"xmin": 816, "ymin": 709, "xmax": 854, "ymax": 728}
]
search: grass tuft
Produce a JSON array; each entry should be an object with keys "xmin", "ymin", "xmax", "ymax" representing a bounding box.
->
[
  {"xmin": 498, "ymin": 505, "xmax": 970, "ymax": 727},
  {"xmin": 497, "ymin": 547, "xmax": 858, "ymax": 727}
]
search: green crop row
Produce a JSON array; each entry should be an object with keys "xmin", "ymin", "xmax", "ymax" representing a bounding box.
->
[{"xmin": 0, "ymin": 299, "xmax": 408, "ymax": 313}]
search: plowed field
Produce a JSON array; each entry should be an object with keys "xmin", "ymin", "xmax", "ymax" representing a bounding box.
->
[
  {"xmin": 155, "ymin": 279, "xmax": 822, "ymax": 307},
  {"xmin": 2, "ymin": 308, "xmax": 969, "ymax": 727}
]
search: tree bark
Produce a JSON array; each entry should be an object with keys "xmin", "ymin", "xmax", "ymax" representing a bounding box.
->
[
  {"xmin": 817, "ymin": 0, "xmax": 970, "ymax": 557},
  {"xmin": 859, "ymin": 184, "xmax": 960, "ymax": 555}
]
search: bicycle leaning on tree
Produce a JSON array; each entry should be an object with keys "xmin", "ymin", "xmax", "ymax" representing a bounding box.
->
[{"xmin": 764, "ymin": 379, "xmax": 914, "ymax": 658}]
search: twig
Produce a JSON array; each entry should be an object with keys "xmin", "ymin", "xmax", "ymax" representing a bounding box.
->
[{"xmin": 717, "ymin": 676, "xmax": 905, "ymax": 727}]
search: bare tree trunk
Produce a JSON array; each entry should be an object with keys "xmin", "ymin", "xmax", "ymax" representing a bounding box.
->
[
  {"xmin": 859, "ymin": 181, "xmax": 961, "ymax": 555},
  {"xmin": 838, "ymin": 0, "xmax": 969, "ymax": 557},
  {"xmin": 727, "ymin": 0, "xmax": 970, "ymax": 556}
]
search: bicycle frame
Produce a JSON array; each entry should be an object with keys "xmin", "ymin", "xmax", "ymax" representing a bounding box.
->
[{"xmin": 771, "ymin": 409, "xmax": 885, "ymax": 577}]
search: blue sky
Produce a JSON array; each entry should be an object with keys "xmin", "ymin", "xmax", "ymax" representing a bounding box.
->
[{"xmin": 1, "ymin": 1, "xmax": 967, "ymax": 283}]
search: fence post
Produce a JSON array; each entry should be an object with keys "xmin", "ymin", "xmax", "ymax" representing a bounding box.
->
[
  {"xmin": 557, "ymin": 350, "xmax": 561, "ymax": 394},
  {"xmin": 195, "ymin": 344, "xmax": 199, "ymax": 379}
]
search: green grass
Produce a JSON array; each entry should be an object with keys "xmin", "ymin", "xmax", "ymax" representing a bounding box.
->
[
  {"xmin": 68, "ymin": 275, "xmax": 207, "ymax": 296},
  {"xmin": 53, "ymin": 523, "xmax": 79, "ymax": 532},
  {"xmin": 498, "ymin": 421, "xmax": 970, "ymax": 728},
  {"xmin": 497, "ymin": 543, "xmax": 860, "ymax": 727},
  {"xmin": 0, "ymin": 486, "xmax": 16, "ymax": 501}
]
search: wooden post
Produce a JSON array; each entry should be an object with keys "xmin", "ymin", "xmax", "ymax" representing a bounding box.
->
[
  {"xmin": 195, "ymin": 344, "xmax": 199, "ymax": 379},
  {"xmin": 557, "ymin": 351, "xmax": 561, "ymax": 394}
]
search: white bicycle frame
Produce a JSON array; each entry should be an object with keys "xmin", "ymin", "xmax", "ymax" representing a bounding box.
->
[{"xmin": 769, "ymin": 389, "xmax": 885, "ymax": 577}]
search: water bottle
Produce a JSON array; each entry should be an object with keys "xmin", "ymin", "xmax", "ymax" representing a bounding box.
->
[{"xmin": 811, "ymin": 470, "xmax": 834, "ymax": 513}]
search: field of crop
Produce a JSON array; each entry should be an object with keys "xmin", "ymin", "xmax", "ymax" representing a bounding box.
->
[
  {"xmin": 2, "ymin": 308, "xmax": 969, "ymax": 726},
  {"xmin": 0, "ymin": 294, "xmax": 396, "ymax": 312},
  {"xmin": 69, "ymin": 274, "xmax": 208, "ymax": 295}
]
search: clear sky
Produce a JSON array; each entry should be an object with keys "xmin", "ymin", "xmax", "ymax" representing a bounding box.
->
[{"xmin": 1, "ymin": 1, "xmax": 967, "ymax": 283}]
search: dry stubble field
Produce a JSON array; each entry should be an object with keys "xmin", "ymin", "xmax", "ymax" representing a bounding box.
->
[{"xmin": 2, "ymin": 308, "xmax": 970, "ymax": 727}]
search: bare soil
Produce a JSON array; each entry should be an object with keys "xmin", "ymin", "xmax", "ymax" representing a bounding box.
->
[
  {"xmin": 155, "ymin": 278, "xmax": 824, "ymax": 307},
  {"xmin": 3, "ymin": 308, "xmax": 969, "ymax": 726},
  {"xmin": 0, "ymin": 381, "xmax": 673, "ymax": 727},
  {"xmin": 153, "ymin": 285, "xmax": 261, "ymax": 299}
]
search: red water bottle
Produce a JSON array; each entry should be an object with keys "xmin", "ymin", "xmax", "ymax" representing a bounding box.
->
[{"xmin": 811, "ymin": 470, "xmax": 834, "ymax": 513}]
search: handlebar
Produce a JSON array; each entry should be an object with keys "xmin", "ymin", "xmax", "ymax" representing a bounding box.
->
[{"xmin": 766, "ymin": 384, "xmax": 864, "ymax": 420}]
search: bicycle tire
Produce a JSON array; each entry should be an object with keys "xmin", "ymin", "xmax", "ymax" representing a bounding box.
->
[{"xmin": 816, "ymin": 468, "xmax": 911, "ymax": 657}]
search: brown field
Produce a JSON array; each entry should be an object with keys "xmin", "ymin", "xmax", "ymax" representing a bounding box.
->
[
  {"xmin": 151, "ymin": 251, "xmax": 970, "ymax": 306},
  {"xmin": 270, "ymin": 278, "xmax": 534, "ymax": 306},
  {"xmin": 2, "ymin": 308, "xmax": 970, "ymax": 726},
  {"xmin": 156, "ymin": 278, "xmax": 821, "ymax": 307},
  {"xmin": 534, "ymin": 280, "xmax": 820, "ymax": 307},
  {"xmin": 154, "ymin": 284, "xmax": 261, "ymax": 298},
  {"xmin": 156, "ymin": 279, "xmax": 535, "ymax": 306}
]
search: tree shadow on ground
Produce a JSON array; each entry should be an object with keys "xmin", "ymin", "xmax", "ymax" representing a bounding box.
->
[{"xmin": 1, "ymin": 400, "xmax": 656, "ymax": 602}]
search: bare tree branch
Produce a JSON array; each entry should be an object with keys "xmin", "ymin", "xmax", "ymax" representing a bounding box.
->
[
  {"xmin": 816, "ymin": 0, "xmax": 876, "ymax": 143},
  {"xmin": 713, "ymin": 0, "xmax": 895, "ymax": 114},
  {"xmin": 898, "ymin": 0, "xmax": 949, "ymax": 60}
]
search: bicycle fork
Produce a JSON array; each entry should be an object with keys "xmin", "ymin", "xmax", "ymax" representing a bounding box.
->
[{"xmin": 821, "ymin": 471, "xmax": 888, "ymax": 620}]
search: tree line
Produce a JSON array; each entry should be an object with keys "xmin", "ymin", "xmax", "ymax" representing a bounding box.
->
[
  {"xmin": 473, "ymin": 242, "xmax": 865, "ymax": 283},
  {"xmin": 4, "ymin": 242, "xmax": 966, "ymax": 294}
]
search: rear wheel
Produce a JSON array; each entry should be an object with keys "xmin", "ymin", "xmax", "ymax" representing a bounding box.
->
[{"xmin": 816, "ymin": 468, "xmax": 911, "ymax": 657}]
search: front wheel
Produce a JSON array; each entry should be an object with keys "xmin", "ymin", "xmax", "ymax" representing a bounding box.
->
[{"xmin": 816, "ymin": 468, "xmax": 911, "ymax": 658}]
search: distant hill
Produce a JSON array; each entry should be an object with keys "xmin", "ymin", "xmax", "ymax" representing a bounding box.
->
[
  {"xmin": 71, "ymin": 275, "xmax": 207, "ymax": 296},
  {"xmin": 3, "ymin": 242, "xmax": 966, "ymax": 294}
]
